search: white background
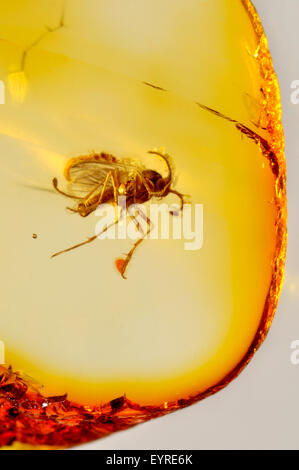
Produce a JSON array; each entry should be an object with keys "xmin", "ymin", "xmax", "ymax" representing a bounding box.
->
[{"xmin": 79, "ymin": 0, "xmax": 299, "ymax": 450}]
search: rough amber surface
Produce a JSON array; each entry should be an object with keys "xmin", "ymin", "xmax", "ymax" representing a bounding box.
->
[{"xmin": 0, "ymin": 0, "xmax": 286, "ymax": 448}]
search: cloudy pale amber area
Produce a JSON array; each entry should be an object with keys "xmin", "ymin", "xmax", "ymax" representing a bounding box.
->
[{"xmin": 0, "ymin": 0, "xmax": 285, "ymax": 406}]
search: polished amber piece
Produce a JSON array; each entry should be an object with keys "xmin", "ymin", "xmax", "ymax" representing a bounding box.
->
[{"xmin": 0, "ymin": 0, "xmax": 286, "ymax": 448}]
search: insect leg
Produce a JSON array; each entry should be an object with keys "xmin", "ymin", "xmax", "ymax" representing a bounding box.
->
[
  {"xmin": 83, "ymin": 169, "xmax": 118, "ymax": 206},
  {"xmin": 110, "ymin": 171, "xmax": 119, "ymax": 204},
  {"xmin": 84, "ymin": 180, "xmax": 107, "ymax": 202},
  {"xmin": 51, "ymin": 213, "xmax": 120, "ymax": 259},
  {"xmin": 66, "ymin": 206, "xmax": 78, "ymax": 213},
  {"xmin": 52, "ymin": 177, "xmax": 84, "ymax": 200},
  {"xmin": 95, "ymin": 170, "xmax": 115, "ymax": 205},
  {"xmin": 115, "ymin": 212, "xmax": 152, "ymax": 279}
]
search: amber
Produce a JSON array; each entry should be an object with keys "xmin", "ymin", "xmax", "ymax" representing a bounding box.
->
[{"xmin": 0, "ymin": 0, "xmax": 286, "ymax": 448}]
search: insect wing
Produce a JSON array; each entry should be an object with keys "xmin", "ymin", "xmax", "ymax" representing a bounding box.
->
[{"xmin": 66, "ymin": 156, "xmax": 140, "ymax": 199}]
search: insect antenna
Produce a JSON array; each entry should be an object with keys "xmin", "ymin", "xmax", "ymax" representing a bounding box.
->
[
  {"xmin": 169, "ymin": 189, "xmax": 185, "ymax": 213},
  {"xmin": 148, "ymin": 150, "xmax": 172, "ymax": 185},
  {"xmin": 52, "ymin": 177, "xmax": 83, "ymax": 200}
]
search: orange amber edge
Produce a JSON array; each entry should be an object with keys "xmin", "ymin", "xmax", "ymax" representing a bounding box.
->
[{"xmin": 0, "ymin": 0, "xmax": 287, "ymax": 449}]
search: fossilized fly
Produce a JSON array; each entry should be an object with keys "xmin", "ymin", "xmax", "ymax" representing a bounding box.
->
[{"xmin": 52, "ymin": 150, "xmax": 185, "ymax": 278}]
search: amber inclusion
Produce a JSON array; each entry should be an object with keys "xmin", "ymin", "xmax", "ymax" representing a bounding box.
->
[{"xmin": 0, "ymin": 0, "xmax": 286, "ymax": 448}]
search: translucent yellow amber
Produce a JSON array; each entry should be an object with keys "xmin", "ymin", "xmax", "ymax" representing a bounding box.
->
[{"xmin": 0, "ymin": 0, "xmax": 286, "ymax": 409}]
